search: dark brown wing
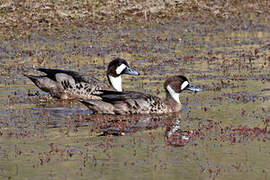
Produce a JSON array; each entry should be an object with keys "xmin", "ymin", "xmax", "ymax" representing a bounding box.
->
[{"xmin": 94, "ymin": 90, "xmax": 151, "ymax": 102}]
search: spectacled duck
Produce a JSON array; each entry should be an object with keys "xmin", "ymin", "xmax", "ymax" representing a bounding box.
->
[
  {"xmin": 24, "ymin": 58, "xmax": 139, "ymax": 99},
  {"xmin": 79, "ymin": 75, "xmax": 201, "ymax": 114}
]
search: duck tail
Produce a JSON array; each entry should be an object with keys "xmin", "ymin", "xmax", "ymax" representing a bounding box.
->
[
  {"xmin": 77, "ymin": 98, "xmax": 97, "ymax": 112},
  {"xmin": 23, "ymin": 74, "xmax": 41, "ymax": 85},
  {"xmin": 23, "ymin": 74, "xmax": 39, "ymax": 83}
]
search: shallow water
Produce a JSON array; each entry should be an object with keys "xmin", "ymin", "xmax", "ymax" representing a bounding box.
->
[{"xmin": 0, "ymin": 17, "xmax": 270, "ymax": 179}]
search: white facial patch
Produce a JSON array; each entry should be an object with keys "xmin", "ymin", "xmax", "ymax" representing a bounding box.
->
[
  {"xmin": 181, "ymin": 81, "xmax": 189, "ymax": 90},
  {"xmin": 108, "ymin": 75, "xmax": 122, "ymax": 92},
  {"xmin": 116, "ymin": 64, "xmax": 127, "ymax": 75},
  {"xmin": 167, "ymin": 85, "xmax": 181, "ymax": 104}
]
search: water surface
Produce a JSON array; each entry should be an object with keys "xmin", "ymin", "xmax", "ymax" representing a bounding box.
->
[{"xmin": 0, "ymin": 18, "xmax": 270, "ymax": 179}]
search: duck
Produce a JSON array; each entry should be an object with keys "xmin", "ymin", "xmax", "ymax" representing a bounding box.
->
[
  {"xmin": 79, "ymin": 75, "xmax": 201, "ymax": 114},
  {"xmin": 24, "ymin": 58, "xmax": 139, "ymax": 99}
]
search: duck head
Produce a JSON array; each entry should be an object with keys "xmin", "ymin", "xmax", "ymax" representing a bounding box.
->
[
  {"xmin": 164, "ymin": 75, "xmax": 201, "ymax": 104},
  {"xmin": 107, "ymin": 58, "xmax": 139, "ymax": 92}
]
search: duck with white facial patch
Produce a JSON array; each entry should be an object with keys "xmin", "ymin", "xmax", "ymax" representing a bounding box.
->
[
  {"xmin": 24, "ymin": 58, "xmax": 139, "ymax": 100},
  {"xmin": 79, "ymin": 75, "xmax": 202, "ymax": 115},
  {"xmin": 106, "ymin": 59, "xmax": 139, "ymax": 92}
]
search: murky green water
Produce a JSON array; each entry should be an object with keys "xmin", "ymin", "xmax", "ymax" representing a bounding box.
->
[{"xmin": 0, "ymin": 17, "xmax": 270, "ymax": 179}]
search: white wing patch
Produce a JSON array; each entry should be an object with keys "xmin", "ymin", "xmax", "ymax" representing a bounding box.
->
[
  {"xmin": 116, "ymin": 64, "xmax": 127, "ymax": 75},
  {"xmin": 181, "ymin": 81, "xmax": 189, "ymax": 90},
  {"xmin": 108, "ymin": 75, "xmax": 122, "ymax": 92},
  {"xmin": 167, "ymin": 85, "xmax": 181, "ymax": 104}
]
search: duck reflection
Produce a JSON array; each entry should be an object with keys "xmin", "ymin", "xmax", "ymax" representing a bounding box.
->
[
  {"xmin": 85, "ymin": 112, "xmax": 193, "ymax": 146},
  {"xmin": 30, "ymin": 100, "xmax": 194, "ymax": 146},
  {"xmin": 164, "ymin": 117, "xmax": 194, "ymax": 146}
]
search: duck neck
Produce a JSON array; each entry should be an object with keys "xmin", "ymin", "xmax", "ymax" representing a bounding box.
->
[
  {"xmin": 108, "ymin": 75, "xmax": 122, "ymax": 92},
  {"xmin": 165, "ymin": 92, "xmax": 182, "ymax": 112}
]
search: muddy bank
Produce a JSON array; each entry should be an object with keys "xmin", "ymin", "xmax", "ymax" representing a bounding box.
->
[{"xmin": 0, "ymin": 0, "xmax": 269, "ymax": 40}]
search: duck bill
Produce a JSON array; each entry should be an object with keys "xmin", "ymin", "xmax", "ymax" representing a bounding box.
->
[
  {"xmin": 187, "ymin": 84, "xmax": 202, "ymax": 92},
  {"xmin": 123, "ymin": 67, "xmax": 140, "ymax": 76}
]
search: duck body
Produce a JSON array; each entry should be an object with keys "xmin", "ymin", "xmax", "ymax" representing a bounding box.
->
[
  {"xmin": 24, "ymin": 58, "xmax": 139, "ymax": 99},
  {"xmin": 24, "ymin": 69, "xmax": 107, "ymax": 99},
  {"xmin": 80, "ymin": 90, "xmax": 175, "ymax": 114},
  {"xmin": 79, "ymin": 75, "xmax": 201, "ymax": 115}
]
